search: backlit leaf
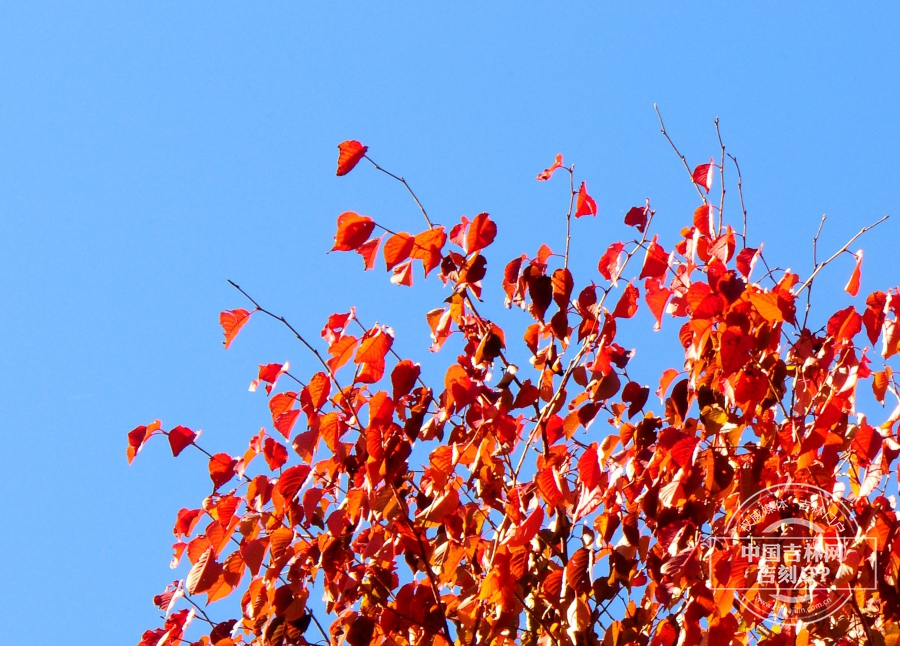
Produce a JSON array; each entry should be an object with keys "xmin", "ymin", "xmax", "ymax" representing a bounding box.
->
[
  {"xmin": 536, "ymin": 153, "xmax": 564, "ymax": 181},
  {"xmin": 466, "ymin": 212, "xmax": 497, "ymax": 254},
  {"xmin": 332, "ymin": 211, "xmax": 375, "ymax": 252},
  {"xmin": 336, "ymin": 140, "xmax": 368, "ymax": 176},
  {"xmin": 220, "ymin": 309, "xmax": 251, "ymax": 350},
  {"xmin": 574, "ymin": 182, "xmax": 597, "ymax": 217}
]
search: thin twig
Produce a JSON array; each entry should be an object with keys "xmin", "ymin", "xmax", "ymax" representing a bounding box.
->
[
  {"xmin": 795, "ymin": 215, "xmax": 889, "ymax": 295},
  {"xmin": 364, "ymin": 155, "xmax": 434, "ymax": 229},
  {"xmin": 564, "ymin": 165, "xmax": 576, "ymax": 269},
  {"xmin": 654, "ymin": 104, "xmax": 708, "ymax": 203},
  {"xmin": 802, "ymin": 214, "xmax": 828, "ymax": 330},
  {"xmin": 714, "ymin": 118, "xmax": 726, "ymax": 233},
  {"xmin": 727, "ymin": 153, "xmax": 748, "ymax": 248}
]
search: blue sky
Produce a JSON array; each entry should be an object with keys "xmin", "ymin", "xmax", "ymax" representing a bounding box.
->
[{"xmin": 1, "ymin": 3, "xmax": 899, "ymax": 643}]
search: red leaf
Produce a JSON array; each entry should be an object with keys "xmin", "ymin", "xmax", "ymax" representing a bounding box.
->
[
  {"xmin": 845, "ymin": 249, "xmax": 863, "ymax": 297},
  {"xmin": 624, "ymin": 205, "xmax": 647, "ymax": 233},
  {"xmin": 356, "ymin": 235, "xmax": 382, "ymax": 270},
  {"xmin": 321, "ymin": 309, "xmax": 355, "ymax": 344},
  {"xmin": 852, "ymin": 423, "xmax": 883, "ymax": 468},
  {"xmin": 536, "ymin": 153, "xmax": 564, "ymax": 181},
  {"xmin": 574, "ymin": 182, "xmax": 597, "ymax": 218},
  {"xmin": 578, "ymin": 444, "xmax": 601, "ymax": 491},
  {"xmin": 622, "ymin": 381, "xmax": 649, "ymax": 419},
  {"xmin": 639, "ymin": 235, "xmax": 669, "ymax": 280},
  {"xmin": 126, "ymin": 420, "xmax": 162, "ymax": 464},
  {"xmin": 467, "ymin": 212, "xmax": 497, "ymax": 254},
  {"xmin": 332, "ymin": 211, "xmax": 375, "ymax": 252},
  {"xmin": 671, "ymin": 437, "xmax": 699, "ymax": 468},
  {"xmin": 390, "ymin": 259, "xmax": 414, "ymax": 287},
  {"xmin": 391, "ymin": 359, "xmax": 421, "ymax": 400},
  {"xmin": 598, "ymin": 242, "xmax": 625, "ymax": 284},
  {"xmin": 276, "ymin": 464, "xmax": 311, "ymax": 501},
  {"xmin": 693, "ymin": 204, "xmax": 712, "ymax": 238},
  {"xmin": 864, "ymin": 291, "xmax": 887, "ymax": 345},
  {"xmin": 168, "ymin": 425, "xmax": 197, "ymax": 457},
  {"xmin": 736, "ymin": 246, "xmax": 761, "ymax": 279},
  {"xmin": 220, "ymin": 309, "xmax": 251, "ymax": 350},
  {"xmin": 827, "ymin": 306, "xmax": 862, "ymax": 343},
  {"xmin": 208, "ymin": 453, "xmax": 238, "ymax": 490},
  {"xmin": 611, "ymin": 282, "xmax": 639, "ymax": 319},
  {"xmin": 263, "ymin": 437, "xmax": 288, "ymax": 470},
  {"xmin": 644, "ymin": 278, "xmax": 672, "ymax": 331},
  {"xmin": 692, "ymin": 160, "xmax": 714, "ymax": 193},
  {"xmin": 536, "ymin": 467, "xmax": 563, "ymax": 508},
  {"xmin": 249, "ymin": 361, "xmax": 288, "ymax": 395},
  {"xmin": 336, "ymin": 140, "xmax": 368, "ymax": 176}
]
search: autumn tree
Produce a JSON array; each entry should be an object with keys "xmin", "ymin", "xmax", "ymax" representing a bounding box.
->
[{"xmin": 128, "ymin": 112, "xmax": 900, "ymax": 646}]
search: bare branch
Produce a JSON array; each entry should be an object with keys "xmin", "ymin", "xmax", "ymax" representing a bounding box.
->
[
  {"xmin": 364, "ymin": 155, "xmax": 434, "ymax": 229},
  {"xmin": 715, "ymin": 118, "xmax": 726, "ymax": 233},
  {"xmin": 796, "ymin": 215, "xmax": 889, "ymax": 295},
  {"xmin": 654, "ymin": 104, "xmax": 708, "ymax": 203},
  {"xmin": 727, "ymin": 153, "xmax": 748, "ymax": 247}
]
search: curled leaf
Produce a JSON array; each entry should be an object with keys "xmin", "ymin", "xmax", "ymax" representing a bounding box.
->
[{"xmin": 336, "ymin": 140, "xmax": 368, "ymax": 176}]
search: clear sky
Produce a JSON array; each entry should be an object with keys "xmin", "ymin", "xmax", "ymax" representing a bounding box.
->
[{"xmin": 2, "ymin": 3, "xmax": 899, "ymax": 644}]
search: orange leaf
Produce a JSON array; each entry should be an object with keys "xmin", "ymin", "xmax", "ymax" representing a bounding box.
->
[
  {"xmin": 536, "ymin": 153, "xmax": 564, "ymax": 181},
  {"xmin": 186, "ymin": 547, "xmax": 222, "ymax": 595},
  {"xmin": 390, "ymin": 259, "xmax": 414, "ymax": 287},
  {"xmin": 332, "ymin": 211, "xmax": 375, "ymax": 252},
  {"xmin": 336, "ymin": 140, "xmax": 368, "ymax": 176},
  {"xmin": 537, "ymin": 467, "xmax": 563, "ymax": 508},
  {"xmin": 268, "ymin": 391, "xmax": 297, "ymax": 424},
  {"xmin": 304, "ymin": 372, "xmax": 331, "ymax": 412},
  {"xmin": 749, "ymin": 290, "xmax": 785, "ymax": 323},
  {"xmin": 574, "ymin": 182, "xmax": 597, "ymax": 218},
  {"xmin": 383, "ymin": 232, "xmax": 415, "ymax": 270},
  {"xmin": 845, "ymin": 249, "xmax": 863, "ymax": 297},
  {"xmin": 693, "ymin": 204, "xmax": 712, "ymax": 238},
  {"xmin": 220, "ymin": 309, "xmax": 251, "ymax": 350},
  {"xmin": 466, "ymin": 213, "xmax": 497, "ymax": 254},
  {"xmin": 356, "ymin": 235, "xmax": 382, "ymax": 270},
  {"xmin": 355, "ymin": 326, "xmax": 394, "ymax": 366},
  {"xmin": 327, "ymin": 335, "xmax": 358, "ymax": 373},
  {"xmin": 410, "ymin": 226, "xmax": 447, "ymax": 275},
  {"xmin": 273, "ymin": 409, "xmax": 300, "ymax": 439}
]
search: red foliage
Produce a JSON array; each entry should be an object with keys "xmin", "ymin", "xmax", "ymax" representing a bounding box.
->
[{"xmin": 129, "ymin": 133, "xmax": 898, "ymax": 646}]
